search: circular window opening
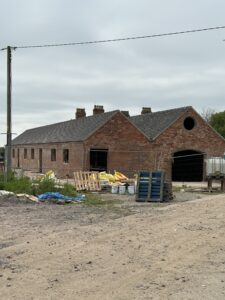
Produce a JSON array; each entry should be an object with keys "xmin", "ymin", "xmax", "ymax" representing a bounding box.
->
[{"xmin": 183, "ymin": 117, "xmax": 195, "ymax": 130}]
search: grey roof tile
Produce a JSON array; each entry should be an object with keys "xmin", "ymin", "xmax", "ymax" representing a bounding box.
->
[
  {"xmin": 12, "ymin": 106, "xmax": 191, "ymax": 145},
  {"xmin": 12, "ymin": 110, "xmax": 118, "ymax": 145},
  {"xmin": 130, "ymin": 106, "xmax": 190, "ymax": 139}
]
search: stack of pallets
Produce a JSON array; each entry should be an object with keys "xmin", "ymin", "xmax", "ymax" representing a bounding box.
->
[
  {"xmin": 136, "ymin": 171, "xmax": 165, "ymax": 202},
  {"xmin": 74, "ymin": 171, "xmax": 101, "ymax": 192}
]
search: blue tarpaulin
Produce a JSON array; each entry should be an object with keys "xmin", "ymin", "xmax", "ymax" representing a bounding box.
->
[{"xmin": 38, "ymin": 192, "xmax": 85, "ymax": 202}]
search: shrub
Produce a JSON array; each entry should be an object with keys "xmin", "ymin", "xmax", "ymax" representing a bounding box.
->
[
  {"xmin": 33, "ymin": 178, "xmax": 57, "ymax": 195},
  {"xmin": 59, "ymin": 182, "xmax": 77, "ymax": 197}
]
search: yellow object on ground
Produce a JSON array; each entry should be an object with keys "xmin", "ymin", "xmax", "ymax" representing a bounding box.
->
[
  {"xmin": 99, "ymin": 172, "xmax": 116, "ymax": 183},
  {"xmin": 99, "ymin": 171, "xmax": 128, "ymax": 183},
  {"xmin": 37, "ymin": 170, "xmax": 56, "ymax": 182},
  {"xmin": 44, "ymin": 170, "xmax": 55, "ymax": 179},
  {"xmin": 114, "ymin": 171, "xmax": 128, "ymax": 181}
]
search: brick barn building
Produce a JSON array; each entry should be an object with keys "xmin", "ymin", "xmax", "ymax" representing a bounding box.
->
[{"xmin": 12, "ymin": 105, "xmax": 225, "ymax": 181}]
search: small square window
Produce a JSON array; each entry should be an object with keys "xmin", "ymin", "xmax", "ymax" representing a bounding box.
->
[
  {"xmin": 31, "ymin": 149, "xmax": 35, "ymax": 159},
  {"xmin": 51, "ymin": 149, "xmax": 56, "ymax": 161},
  {"xmin": 24, "ymin": 148, "xmax": 27, "ymax": 159},
  {"xmin": 63, "ymin": 149, "xmax": 69, "ymax": 163}
]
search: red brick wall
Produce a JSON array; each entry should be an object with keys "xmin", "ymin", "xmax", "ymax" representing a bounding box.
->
[
  {"xmin": 153, "ymin": 107, "xmax": 225, "ymax": 179},
  {"xmin": 12, "ymin": 142, "xmax": 84, "ymax": 178},
  {"xmin": 12, "ymin": 108, "xmax": 225, "ymax": 180},
  {"xmin": 84, "ymin": 112, "xmax": 153, "ymax": 176}
]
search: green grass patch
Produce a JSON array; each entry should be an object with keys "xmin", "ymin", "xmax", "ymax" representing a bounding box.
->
[
  {"xmin": 84, "ymin": 193, "xmax": 122, "ymax": 207},
  {"xmin": 0, "ymin": 172, "xmax": 77, "ymax": 197},
  {"xmin": 3, "ymin": 176, "xmax": 34, "ymax": 194},
  {"xmin": 84, "ymin": 194, "xmax": 106, "ymax": 206}
]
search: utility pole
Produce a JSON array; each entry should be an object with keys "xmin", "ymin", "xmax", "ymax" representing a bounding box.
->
[{"xmin": 6, "ymin": 46, "xmax": 12, "ymax": 178}]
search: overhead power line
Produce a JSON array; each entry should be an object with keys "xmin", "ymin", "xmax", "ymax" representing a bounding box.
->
[{"xmin": 1, "ymin": 25, "xmax": 225, "ymax": 51}]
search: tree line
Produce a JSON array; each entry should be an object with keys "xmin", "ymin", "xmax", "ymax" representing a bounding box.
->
[{"xmin": 202, "ymin": 109, "xmax": 225, "ymax": 138}]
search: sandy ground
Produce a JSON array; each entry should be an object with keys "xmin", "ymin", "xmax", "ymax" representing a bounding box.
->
[{"xmin": 0, "ymin": 192, "xmax": 225, "ymax": 300}]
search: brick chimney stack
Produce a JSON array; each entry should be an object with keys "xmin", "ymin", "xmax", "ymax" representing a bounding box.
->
[
  {"xmin": 93, "ymin": 105, "xmax": 105, "ymax": 115},
  {"xmin": 121, "ymin": 111, "xmax": 130, "ymax": 117},
  {"xmin": 141, "ymin": 107, "xmax": 152, "ymax": 114},
  {"xmin": 76, "ymin": 108, "xmax": 86, "ymax": 119}
]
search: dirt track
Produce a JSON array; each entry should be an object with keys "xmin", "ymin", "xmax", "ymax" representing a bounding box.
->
[{"xmin": 0, "ymin": 193, "xmax": 225, "ymax": 299}]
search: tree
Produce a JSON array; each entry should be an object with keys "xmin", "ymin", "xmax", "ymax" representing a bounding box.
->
[
  {"xmin": 210, "ymin": 111, "xmax": 225, "ymax": 138},
  {"xmin": 201, "ymin": 108, "xmax": 215, "ymax": 124}
]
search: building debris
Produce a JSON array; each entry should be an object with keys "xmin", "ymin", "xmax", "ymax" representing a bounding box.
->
[
  {"xmin": 16, "ymin": 194, "xmax": 39, "ymax": 202},
  {"xmin": 0, "ymin": 190, "xmax": 14, "ymax": 196},
  {"xmin": 38, "ymin": 192, "xmax": 86, "ymax": 203}
]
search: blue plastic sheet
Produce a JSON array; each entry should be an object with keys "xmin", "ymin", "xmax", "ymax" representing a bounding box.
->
[{"xmin": 38, "ymin": 192, "xmax": 85, "ymax": 202}]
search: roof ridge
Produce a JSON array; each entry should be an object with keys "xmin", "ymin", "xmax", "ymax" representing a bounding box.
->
[
  {"xmin": 130, "ymin": 106, "xmax": 191, "ymax": 140},
  {"xmin": 131, "ymin": 106, "xmax": 191, "ymax": 118},
  {"xmin": 24, "ymin": 110, "xmax": 119, "ymax": 132}
]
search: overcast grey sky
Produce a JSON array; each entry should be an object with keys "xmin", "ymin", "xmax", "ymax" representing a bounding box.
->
[{"xmin": 1, "ymin": 0, "xmax": 225, "ymax": 146}]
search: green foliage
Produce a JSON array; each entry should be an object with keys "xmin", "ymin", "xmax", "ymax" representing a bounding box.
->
[
  {"xmin": 60, "ymin": 182, "xmax": 77, "ymax": 197},
  {"xmin": 0, "ymin": 172, "xmax": 77, "ymax": 197},
  {"xmin": 210, "ymin": 111, "xmax": 225, "ymax": 138},
  {"xmin": 3, "ymin": 176, "xmax": 33, "ymax": 194},
  {"xmin": 33, "ymin": 178, "xmax": 57, "ymax": 195}
]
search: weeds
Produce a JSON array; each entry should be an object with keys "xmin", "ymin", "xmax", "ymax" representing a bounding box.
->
[
  {"xmin": 0, "ymin": 172, "xmax": 77, "ymax": 197},
  {"xmin": 32, "ymin": 178, "xmax": 57, "ymax": 195},
  {"xmin": 3, "ymin": 176, "xmax": 33, "ymax": 194},
  {"xmin": 85, "ymin": 194, "xmax": 105, "ymax": 206},
  {"xmin": 85, "ymin": 193, "xmax": 122, "ymax": 207}
]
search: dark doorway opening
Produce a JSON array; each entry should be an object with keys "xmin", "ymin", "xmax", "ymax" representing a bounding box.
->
[
  {"xmin": 17, "ymin": 148, "xmax": 20, "ymax": 168},
  {"xmin": 172, "ymin": 150, "xmax": 204, "ymax": 182},
  {"xmin": 90, "ymin": 149, "xmax": 108, "ymax": 172},
  {"xmin": 39, "ymin": 149, "xmax": 43, "ymax": 173}
]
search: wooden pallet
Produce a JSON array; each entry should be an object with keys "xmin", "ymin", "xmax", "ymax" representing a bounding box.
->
[{"xmin": 74, "ymin": 171, "xmax": 101, "ymax": 191}]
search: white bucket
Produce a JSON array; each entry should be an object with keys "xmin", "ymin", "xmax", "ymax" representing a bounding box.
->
[
  {"xmin": 128, "ymin": 185, "xmax": 135, "ymax": 194},
  {"xmin": 111, "ymin": 185, "xmax": 118, "ymax": 194},
  {"xmin": 118, "ymin": 185, "xmax": 126, "ymax": 195}
]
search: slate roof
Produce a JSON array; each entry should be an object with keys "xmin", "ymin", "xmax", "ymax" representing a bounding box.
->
[
  {"xmin": 130, "ymin": 106, "xmax": 190, "ymax": 140},
  {"xmin": 12, "ymin": 110, "xmax": 118, "ymax": 145},
  {"xmin": 12, "ymin": 106, "xmax": 190, "ymax": 145}
]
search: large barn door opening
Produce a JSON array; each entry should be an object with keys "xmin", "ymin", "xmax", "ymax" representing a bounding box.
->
[
  {"xmin": 172, "ymin": 150, "xmax": 204, "ymax": 182},
  {"xmin": 90, "ymin": 149, "xmax": 108, "ymax": 172}
]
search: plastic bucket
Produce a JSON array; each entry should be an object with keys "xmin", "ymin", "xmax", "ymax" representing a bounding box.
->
[
  {"xmin": 128, "ymin": 185, "xmax": 135, "ymax": 195},
  {"xmin": 111, "ymin": 185, "xmax": 118, "ymax": 194},
  {"xmin": 118, "ymin": 185, "xmax": 126, "ymax": 195}
]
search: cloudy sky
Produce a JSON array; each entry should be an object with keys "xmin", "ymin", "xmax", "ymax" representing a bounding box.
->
[{"xmin": 0, "ymin": 0, "xmax": 225, "ymax": 146}]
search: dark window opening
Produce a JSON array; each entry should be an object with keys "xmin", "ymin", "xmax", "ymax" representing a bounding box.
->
[
  {"xmin": 63, "ymin": 149, "xmax": 69, "ymax": 163},
  {"xmin": 172, "ymin": 150, "xmax": 204, "ymax": 182},
  {"xmin": 12, "ymin": 149, "xmax": 15, "ymax": 158},
  {"xmin": 51, "ymin": 149, "xmax": 56, "ymax": 161},
  {"xmin": 31, "ymin": 149, "xmax": 35, "ymax": 159},
  {"xmin": 183, "ymin": 117, "xmax": 195, "ymax": 130},
  {"xmin": 24, "ymin": 148, "xmax": 27, "ymax": 159},
  {"xmin": 90, "ymin": 149, "xmax": 108, "ymax": 172}
]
